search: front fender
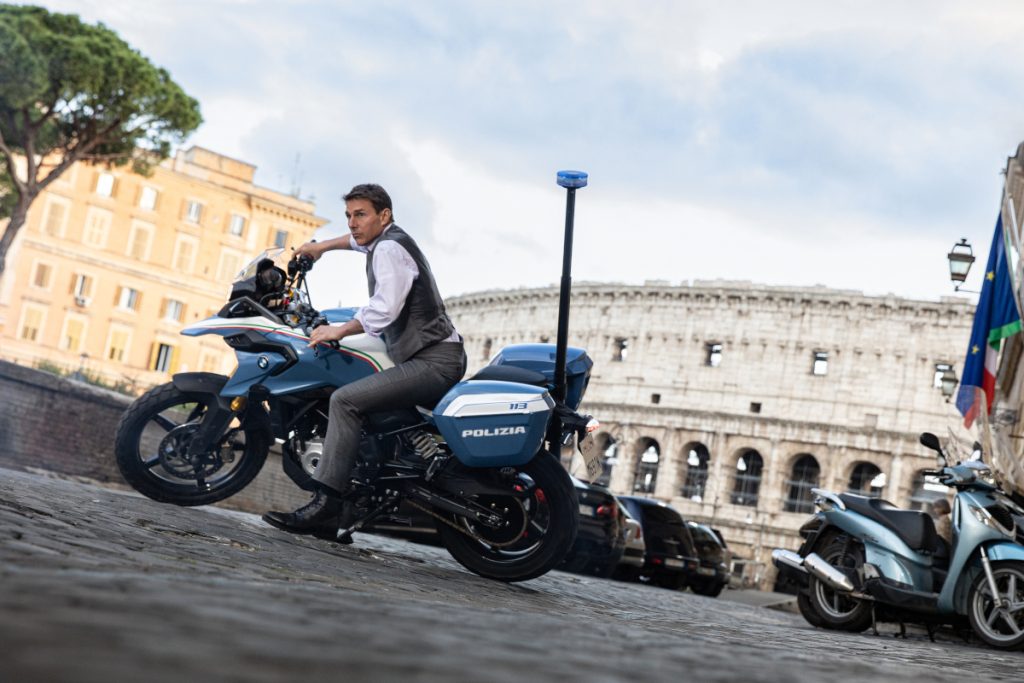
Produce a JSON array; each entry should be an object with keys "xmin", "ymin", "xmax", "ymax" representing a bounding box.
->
[
  {"xmin": 986, "ymin": 540, "xmax": 1024, "ymax": 563},
  {"xmin": 172, "ymin": 372, "xmax": 229, "ymax": 400}
]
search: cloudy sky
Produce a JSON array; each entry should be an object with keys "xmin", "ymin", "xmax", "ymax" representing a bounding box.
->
[{"xmin": 32, "ymin": 0, "xmax": 1024, "ymax": 307}]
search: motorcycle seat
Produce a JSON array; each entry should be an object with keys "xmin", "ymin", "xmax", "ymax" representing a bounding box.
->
[
  {"xmin": 838, "ymin": 493, "xmax": 939, "ymax": 552},
  {"xmin": 469, "ymin": 365, "xmax": 549, "ymax": 387}
]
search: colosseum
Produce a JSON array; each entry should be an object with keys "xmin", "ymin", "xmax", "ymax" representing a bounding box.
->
[{"xmin": 446, "ymin": 280, "xmax": 975, "ymax": 588}]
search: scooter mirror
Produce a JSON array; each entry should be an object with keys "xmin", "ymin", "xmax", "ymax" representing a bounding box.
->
[
  {"xmin": 919, "ymin": 432, "xmax": 942, "ymax": 451},
  {"xmin": 969, "ymin": 441, "xmax": 983, "ymax": 462}
]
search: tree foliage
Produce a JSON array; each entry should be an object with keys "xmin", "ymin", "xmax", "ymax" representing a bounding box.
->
[{"xmin": 0, "ymin": 4, "xmax": 201, "ymax": 272}]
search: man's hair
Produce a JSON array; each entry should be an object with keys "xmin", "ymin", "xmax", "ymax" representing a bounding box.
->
[{"xmin": 344, "ymin": 184, "xmax": 393, "ymax": 219}]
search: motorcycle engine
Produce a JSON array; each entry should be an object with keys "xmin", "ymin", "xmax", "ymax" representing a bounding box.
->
[{"xmin": 296, "ymin": 438, "xmax": 324, "ymax": 476}]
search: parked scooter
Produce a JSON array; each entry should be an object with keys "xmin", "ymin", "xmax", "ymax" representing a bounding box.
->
[{"xmin": 773, "ymin": 432, "xmax": 1024, "ymax": 649}]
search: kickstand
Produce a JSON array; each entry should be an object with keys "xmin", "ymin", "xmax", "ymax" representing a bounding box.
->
[
  {"xmin": 926, "ymin": 623, "xmax": 938, "ymax": 643},
  {"xmin": 871, "ymin": 604, "xmax": 879, "ymax": 637},
  {"xmin": 893, "ymin": 622, "xmax": 906, "ymax": 639},
  {"xmin": 336, "ymin": 492, "xmax": 400, "ymax": 544}
]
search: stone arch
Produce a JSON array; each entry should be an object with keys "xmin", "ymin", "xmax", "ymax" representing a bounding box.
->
[
  {"xmin": 593, "ymin": 431, "xmax": 619, "ymax": 488},
  {"xmin": 632, "ymin": 437, "xmax": 661, "ymax": 494},
  {"xmin": 679, "ymin": 442, "xmax": 711, "ymax": 502},
  {"xmin": 847, "ymin": 461, "xmax": 885, "ymax": 497},
  {"xmin": 730, "ymin": 448, "xmax": 764, "ymax": 507},
  {"xmin": 783, "ymin": 453, "xmax": 820, "ymax": 513}
]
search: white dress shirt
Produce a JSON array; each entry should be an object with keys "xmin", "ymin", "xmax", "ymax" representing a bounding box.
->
[{"xmin": 351, "ymin": 225, "xmax": 459, "ymax": 341}]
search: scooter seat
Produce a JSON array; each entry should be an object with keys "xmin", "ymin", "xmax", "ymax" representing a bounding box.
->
[{"xmin": 838, "ymin": 494, "xmax": 939, "ymax": 552}]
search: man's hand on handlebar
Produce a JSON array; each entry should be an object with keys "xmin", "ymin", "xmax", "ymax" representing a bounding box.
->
[
  {"xmin": 294, "ymin": 240, "xmax": 325, "ymax": 261},
  {"xmin": 307, "ymin": 319, "xmax": 365, "ymax": 348}
]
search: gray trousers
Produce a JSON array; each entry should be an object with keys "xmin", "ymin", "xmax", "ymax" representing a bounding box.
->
[{"xmin": 313, "ymin": 341, "xmax": 467, "ymax": 492}]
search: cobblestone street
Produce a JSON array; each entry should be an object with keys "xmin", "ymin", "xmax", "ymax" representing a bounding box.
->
[{"xmin": 1, "ymin": 467, "xmax": 1021, "ymax": 683}]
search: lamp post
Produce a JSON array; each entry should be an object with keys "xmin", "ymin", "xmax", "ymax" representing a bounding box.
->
[
  {"xmin": 948, "ymin": 238, "xmax": 977, "ymax": 292},
  {"xmin": 940, "ymin": 367, "xmax": 959, "ymax": 402}
]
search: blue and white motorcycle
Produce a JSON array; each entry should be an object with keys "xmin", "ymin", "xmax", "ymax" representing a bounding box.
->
[
  {"xmin": 114, "ymin": 246, "xmax": 598, "ymax": 582},
  {"xmin": 773, "ymin": 432, "xmax": 1024, "ymax": 649}
]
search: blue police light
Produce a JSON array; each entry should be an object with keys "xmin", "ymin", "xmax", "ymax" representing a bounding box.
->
[{"xmin": 556, "ymin": 170, "xmax": 588, "ymax": 189}]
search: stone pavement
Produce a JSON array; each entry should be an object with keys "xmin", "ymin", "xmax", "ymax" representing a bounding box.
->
[{"xmin": 1, "ymin": 467, "xmax": 1022, "ymax": 683}]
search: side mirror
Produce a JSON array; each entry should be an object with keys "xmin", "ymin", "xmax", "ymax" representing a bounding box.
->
[
  {"xmin": 969, "ymin": 441, "xmax": 984, "ymax": 462},
  {"xmin": 919, "ymin": 432, "xmax": 942, "ymax": 451}
]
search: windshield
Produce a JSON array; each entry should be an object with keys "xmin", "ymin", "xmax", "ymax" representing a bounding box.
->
[
  {"xmin": 234, "ymin": 247, "xmax": 286, "ymax": 283},
  {"xmin": 689, "ymin": 523, "xmax": 725, "ymax": 560}
]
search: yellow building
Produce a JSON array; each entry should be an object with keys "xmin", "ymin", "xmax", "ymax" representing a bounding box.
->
[{"xmin": 0, "ymin": 146, "xmax": 327, "ymax": 392}]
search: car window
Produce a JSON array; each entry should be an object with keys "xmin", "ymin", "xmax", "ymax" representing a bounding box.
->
[{"xmin": 641, "ymin": 505, "xmax": 683, "ymax": 525}]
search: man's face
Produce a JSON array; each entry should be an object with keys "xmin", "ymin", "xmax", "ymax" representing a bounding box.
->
[{"xmin": 346, "ymin": 198, "xmax": 390, "ymax": 246}]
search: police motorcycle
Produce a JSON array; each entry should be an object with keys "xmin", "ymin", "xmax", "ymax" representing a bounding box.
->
[
  {"xmin": 115, "ymin": 171, "xmax": 599, "ymax": 583},
  {"xmin": 772, "ymin": 432, "xmax": 1024, "ymax": 649}
]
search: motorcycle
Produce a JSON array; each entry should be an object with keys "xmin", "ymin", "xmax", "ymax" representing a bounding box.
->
[
  {"xmin": 772, "ymin": 432, "xmax": 1024, "ymax": 649},
  {"xmin": 114, "ymin": 247, "xmax": 600, "ymax": 582}
]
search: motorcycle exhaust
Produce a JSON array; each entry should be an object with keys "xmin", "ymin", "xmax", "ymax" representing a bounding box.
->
[
  {"xmin": 771, "ymin": 548, "xmax": 808, "ymax": 574},
  {"xmin": 803, "ymin": 552, "xmax": 855, "ymax": 593}
]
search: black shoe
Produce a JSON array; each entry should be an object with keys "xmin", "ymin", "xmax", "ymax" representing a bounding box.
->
[{"xmin": 262, "ymin": 490, "xmax": 342, "ymax": 535}]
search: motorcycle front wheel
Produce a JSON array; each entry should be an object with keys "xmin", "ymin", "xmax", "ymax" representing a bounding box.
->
[
  {"xmin": 968, "ymin": 561, "xmax": 1024, "ymax": 650},
  {"xmin": 114, "ymin": 382, "xmax": 269, "ymax": 506},
  {"xmin": 435, "ymin": 452, "xmax": 579, "ymax": 582}
]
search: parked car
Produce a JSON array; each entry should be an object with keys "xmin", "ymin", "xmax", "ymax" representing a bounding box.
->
[
  {"xmin": 616, "ymin": 496, "xmax": 699, "ymax": 590},
  {"xmin": 558, "ymin": 477, "xmax": 627, "ymax": 577},
  {"xmin": 686, "ymin": 521, "xmax": 730, "ymax": 597},
  {"xmin": 613, "ymin": 500, "xmax": 646, "ymax": 579}
]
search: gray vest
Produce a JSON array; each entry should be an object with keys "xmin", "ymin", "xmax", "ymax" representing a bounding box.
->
[{"xmin": 366, "ymin": 225, "xmax": 456, "ymax": 364}]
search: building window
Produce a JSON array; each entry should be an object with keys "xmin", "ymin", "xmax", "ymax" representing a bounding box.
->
[
  {"xmin": 18, "ymin": 305, "xmax": 46, "ymax": 342},
  {"xmin": 749, "ymin": 402, "xmax": 762, "ymax": 414},
  {"xmin": 274, "ymin": 229, "xmax": 289, "ymax": 248},
  {"xmin": 784, "ymin": 454, "xmax": 821, "ymax": 513},
  {"xmin": 613, "ymin": 337, "xmax": 629, "ymax": 362},
  {"xmin": 59, "ymin": 316, "xmax": 86, "ymax": 353},
  {"xmin": 651, "ymin": 393, "xmax": 661, "ymax": 404},
  {"xmin": 107, "ymin": 327, "xmax": 131, "ymax": 363},
  {"xmin": 95, "ymin": 172, "xmax": 115, "ymax": 198},
  {"xmin": 32, "ymin": 262, "xmax": 53, "ymax": 289},
  {"xmin": 117, "ymin": 286, "xmax": 140, "ymax": 311},
  {"xmin": 594, "ymin": 434, "xmax": 619, "ymax": 488},
  {"xmin": 139, "ymin": 186, "xmax": 158, "ymax": 211},
  {"xmin": 632, "ymin": 439, "xmax": 660, "ymax": 494},
  {"xmin": 680, "ymin": 444, "xmax": 710, "ymax": 501},
  {"xmin": 481, "ymin": 338, "xmax": 493, "ymax": 360},
  {"xmin": 71, "ymin": 273, "xmax": 94, "ymax": 304},
  {"xmin": 163, "ymin": 299, "xmax": 185, "ymax": 322},
  {"xmin": 173, "ymin": 235, "xmax": 198, "ymax": 273},
  {"xmin": 812, "ymin": 351, "xmax": 828, "ymax": 376},
  {"xmin": 152, "ymin": 343, "xmax": 175, "ymax": 372},
  {"xmin": 731, "ymin": 450, "xmax": 763, "ymax": 506},
  {"xmin": 199, "ymin": 349, "xmax": 222, "ymax": 373},
  {"xmin": 185, "ymin": 200, "xmax": 203, "ymax": 224},
  {"xmin": 229, "ymin": 213, "xmax": 246, "ymax": 237},
  {"xmin": 127, "ymin": 223, "xmax": 153, "ymax": 261},
  {"xmin": 706, "ymin": 342, "xmax": 722, "ymax": 367},
  {"xmin": 933, "ymin": 362, "xmax": 953, "ymax": 389},
  {"xmin": 83, "ymin": 207, "xmax": 112, "ymax": 247},
  {"xmin": 217, "ymin": 250, "xmax": 242, "ymax": 282},
  {"xmin": 41, "ymin": 198, "xmax": 68, "ymax": 237},
  {"xmin": 847, "ymin": 462, "xmax": 885, "ymax": 498}
]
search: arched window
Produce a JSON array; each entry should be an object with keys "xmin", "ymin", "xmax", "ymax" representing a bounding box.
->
[
  {"xmin": 908, "ymin": 469, "xmax": 950, "ymax": 510},
  {"xmin": 730, "ymin": 449, "xmax": 763, "ymax": 506},
  {"xmin": 594, "ymin": 434, "xmax": 619, "ymax": 488},
  {"xmin": 680, "ymin": 443, "xmax": 711, "ymax": 501},
  {"xmin": 632, "ymin": 439, "xmax": 661, "ymax": 494},
  {"xmin": 847, "ymin": 462, "xmax": 885, "ymax": 498},
  {"xmin": 481, "ymin": 338, "xmax": 493, "ymax": 360},
  {"xmin": 784, "ymin": 454, "xmax": 820, "ymax": 513}
]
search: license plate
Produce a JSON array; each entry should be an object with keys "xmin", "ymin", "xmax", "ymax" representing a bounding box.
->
[
  {"xmin": 578, "ymin": 432, "xmax": 602, "ymax": 481},
  {"xmin": 665, "ymin": 558, "xmax": 684, "ymax": 568},
  {"xmin": 578, "ymin": 504, "xmax": 595, "ymax": 517},
  {"xmin": 697, "ymin": 567, "xmax": 715, "ymax": 576}
]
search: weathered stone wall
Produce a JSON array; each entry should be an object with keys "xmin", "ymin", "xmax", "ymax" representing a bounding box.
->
[{"xmin": 0, "ymin": 360, "xmax": 305, "ymax": 513}]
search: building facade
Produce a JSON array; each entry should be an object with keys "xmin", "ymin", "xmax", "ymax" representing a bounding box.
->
[
  {"xmin": 0, "ymin": 146, "xmax": 326, "ymax": 392},
  {"xmin": 447, "ymin": 281, "xmax": 974, "ymax": 587}
]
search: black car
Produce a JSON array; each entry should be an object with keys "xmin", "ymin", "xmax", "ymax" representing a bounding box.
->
[
  {"xmin": 686, "ymin": 521, "xmax": 730, "ymax": 597},
  {"xmin": 617, "ymin": 496, "xmax": 699, "ymax": 590},
  {"xmin": 558, "ymin": 477, "xmax": 627, "ymax": 577}
]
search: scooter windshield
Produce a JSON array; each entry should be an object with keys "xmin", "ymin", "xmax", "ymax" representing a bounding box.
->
[{"xmin": 233, "ymin": 247, "xmax": 286, "ymax": 283}]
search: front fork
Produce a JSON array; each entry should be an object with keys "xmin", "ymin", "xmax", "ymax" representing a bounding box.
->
[{"xmin": 980, "ymin": 546, "xmax": 1008, "ymax": 608}]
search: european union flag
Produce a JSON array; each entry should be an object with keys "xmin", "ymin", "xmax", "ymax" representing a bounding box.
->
[{"xmin": 956, "ymin": 213, "xmax": 1022, "ymax": 427}]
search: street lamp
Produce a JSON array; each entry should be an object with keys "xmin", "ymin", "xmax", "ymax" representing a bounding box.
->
[{"xmin": 948, "ymin": 238, "xmax": 976, "ymax": 291}]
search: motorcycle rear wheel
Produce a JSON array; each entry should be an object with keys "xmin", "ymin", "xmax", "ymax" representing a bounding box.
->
[
  {"xmin": 807, "ymin": 537, "xmax": 872, "ymax": 632},
  {"xmin": 435, "ymin": 452, "xmax": 578, "ymax": 582},
  {"xmin": 114, "ymin": 382, "xmax": 269, "ymax": 506}
]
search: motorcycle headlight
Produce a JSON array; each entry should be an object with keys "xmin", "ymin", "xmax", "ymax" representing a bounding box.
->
[
  {"xmin": 976, "ymin": 468, "xmax": 998, "ymax": 488},
  {"xmin": 968, "ymin": 504, "xmax": 1015, "ymax": 538}
]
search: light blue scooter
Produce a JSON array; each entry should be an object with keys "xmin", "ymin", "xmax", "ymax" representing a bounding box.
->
[{"xmin": 773, "ymin": 432, "xmax": 1024, "ymax": 650}]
